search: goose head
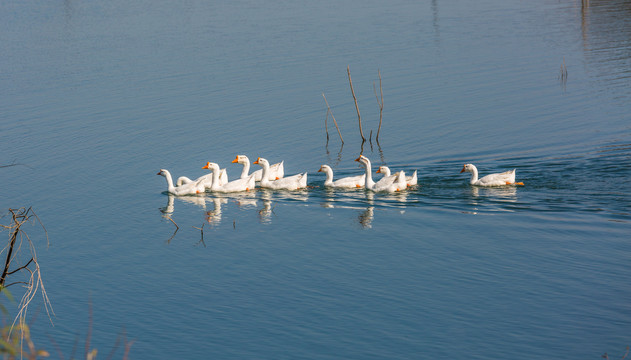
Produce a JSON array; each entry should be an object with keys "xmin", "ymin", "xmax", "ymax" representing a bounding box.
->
[
  {"xmin": 355, "ymin": 155, "xmax": 369, "ymax": 166},
  {"xmin": 376, "ymin": 166, "xmax": 390, "ymax": 175},
  {"xmin": 318, "ymin": 165, "xmax": 332, "ymax": 173},
  {"xmin": 253, "ymin": 157, "xmax": 269, "ymax": 167},
  {"xmin": 232, "ymin": 155, "xmax": 249, "ymax": 164},
  {"xmin": 157, "ymin": 169, "xmax": 168, "ymax": 177},
  {"xmin": 202, "ymin": 162, "xmax": 220, "ymax": 171},
  {"xmin": 460, "ymin": 164, "xmax": 476, "ymax": 173}
]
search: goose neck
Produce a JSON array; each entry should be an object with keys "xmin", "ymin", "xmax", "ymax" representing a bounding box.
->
[
  {"xmin": 162, "ymin": 170, "xmax": 176, "ymax": 192},
  {"xmin": 323, "ymin": 167, "xmax": 334, "ymax": 185},
  {"xmin": 362, "ymin": 160, "xmax": 375, "ymax": 189},
  {"xmin": 259, "ymin": 161, "xmax": 270, "ymax": 186},
  {"xmin": 240, "ymin": 159, "xmax": 250, "ymax": 179},
  {"xmin": 209, "ymin": 165, "xmax": 221, "ymax": 190},
  {"xmin": 469, "ymin": 166, "xmax": 479, "ymax": 184}
]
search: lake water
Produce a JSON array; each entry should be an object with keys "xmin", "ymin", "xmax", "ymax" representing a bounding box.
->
[{"xmin": 1, "ymin": 0, "xmax": 630, "ymax": 358}]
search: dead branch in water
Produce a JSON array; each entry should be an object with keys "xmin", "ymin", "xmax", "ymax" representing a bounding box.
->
[
  {"xmin": 322, "ymin": 93, "xmax": 344, "ymax": 144},
  {"xmin": 0, "ymin": 207, "xmax": 54, "ymax": 348},
  {"xmin": 373, "ymin": 69, "xmax": 384, "ymax": 142},
  {"xmin": 347, "ymin": 66, "xmax": 366, "ymax": 142}
]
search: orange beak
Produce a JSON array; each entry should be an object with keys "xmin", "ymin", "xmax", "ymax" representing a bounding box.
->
[
  {"xmin": 460, "ymin": 165, "xmax": 466, "ymax": 173},
  {"xmin": 231, "ymin": 156, "xmax": 239, "ymax": 163},
  {"xmin": 156, "ymin": 171, "xmax": 161, "ymax": 175},
  {"xmin": 253, "ymin": 157, "xmax": 260, "ymax": 165},
  {"xmin": 317, "ymin": 167, "xmax": 323, "ymax": 172},
  {"xmin": 202, "ymin": 162, "xmax": 210, "ymax": 169},
  {"xmin": 376, "ymin": 169, "xmax": 381, "ymax": 174},
  {"xmin": 354, "ymin": 156, "xmax": 361, "ymax": 162}
]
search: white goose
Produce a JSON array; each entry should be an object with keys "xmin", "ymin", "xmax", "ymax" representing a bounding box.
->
[
  {"xmin": 157, "ymin": 169, "xmax": 205, "ymax": 196},
  {"xmin": 355, "ymin": 155, "xmax": 406, "ymax": 192},
  {"xmin": 377, "ymin": 166, "xmax": 418, "ymax": 187},
  {"xmin": 318, "ymin": 164, "xmax": 365, "ymax": 188},
  {"xmin": 175, "ymin": 168, "xmax": 228, "ymax": 189},
  {"xmin": 253, "ymin": 157, "xmax": 307, "ymax": 190},
  {"xmin": 202, "ymin": 162, "xmax": 256, "ymax": 192},
  {"xmin": 232, "ymin": 155, "xmax": 284, "ymax": 181},
  {"xmin": 460, "ymin": 163, "xmax": 524, "ymax": 186}
]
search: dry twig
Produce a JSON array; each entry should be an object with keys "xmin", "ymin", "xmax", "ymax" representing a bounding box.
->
[
  {"xmin": 373, "ymin": 69, "xmax": 384, "ymax": 142},
  {"xmin": 347, "ymin": 66, "xmax": 365, "ymax": 142},
  {"xmin": 0, "ymin": 207, "xmax": 54, "ymax": 356},
  {"xmin": 322, "ymin": 93, "xmax": 344, "ymax": 144}
]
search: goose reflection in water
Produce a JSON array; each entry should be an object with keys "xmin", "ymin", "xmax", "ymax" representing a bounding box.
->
[
  {"xmin": 160, "ymin": 193, "xmax": 208, "ymax": 216},
  {"xmin": 213, "ymin": 191, "xmax": 258, "ymax": 209},
  {"xmin": 470, "ymin": 185, "xmax": 518, "ymax": 200},
  {"xmin": 160, "ymin": 194, "xmax": 175, "ymax": 217},
  {"xmin": 178, "ymin": 195, "xmax": 209, "ymax": 209},
  {"xmin": 466, "ymin": 185, "xmax": 518, "ymax": 214},
  {"xmin": 320, "ymin": 187, "xmax": 336, "ymax": 209},
  {"xmin": 258, "ymin": 189, "xmax": 274, "ymax": 223},
  {"xmin": 358, "ymin": 206, "xmax": 375, "ymax": 229},
  {"xmin": 205, "ymin": 197, "xmax": 228, "ymax": 225}
]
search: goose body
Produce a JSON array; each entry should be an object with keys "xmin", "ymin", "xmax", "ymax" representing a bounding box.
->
[
  {"xmin": 176, "ymin": 168, "xmax": 228, "ymax": 189},
  {"xmin": 254, "ymin": 157, "xmax": 307, "ymax": 190},
  {"xmin": 318, "ymin": 165, "xmax": 365, "ymax": 188},
  {"xmin": 232, "ymin": 155, "xmax": 284, "ymax": 181},
  {"xmin": 355, "ymin": 155, "xmax": 406, "ymax": 192},
  {"xmin": 202, "ymin": 162, "xmax": 255, "ymax": 193},
  {"xmin": 460, "ymin": 163, "xmax": 524, "ymax": 186},
  {"xmin": 157, "ymin": 169, "xmax": 205, "ymax": 196},
  {"xmin": 377, "ymin": 166, "xmax": 418, "ymax": 187}
]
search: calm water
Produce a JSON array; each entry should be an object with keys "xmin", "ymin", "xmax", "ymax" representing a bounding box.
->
[{"xmin": 1, "ymin": 0, "xmax": 630, "ymax": 358}]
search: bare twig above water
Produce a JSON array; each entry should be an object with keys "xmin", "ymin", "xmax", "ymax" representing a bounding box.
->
[
  {"xmin": 322, "ymin": 93, "xmax": 344, "ymax": 144},
  {"xmin": 0, "ymin": 207, "xmax": 54, "ymax": 355},
  {"xmin": 373, "ymin": 69, "xmax": 384, "ymax": 143},
  {"xmin": 347, "ymin": 66, "xmax": 366, "ymax": 142}
]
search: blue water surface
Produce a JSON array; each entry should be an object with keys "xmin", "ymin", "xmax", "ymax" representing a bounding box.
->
[{"xmin": 1, "ymin": 0, "xmax": 630, "ymax": 359}]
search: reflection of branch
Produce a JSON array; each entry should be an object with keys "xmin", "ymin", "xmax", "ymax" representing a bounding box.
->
[
  {"xmin": 348, "ymin": 66, "xmax": 365, "ymax": 142},
  {"xmin": 324, "ymin": 109, "xmax": 329, "ymax": 143},
  {"xmin": 336, "ymin": 143, "xmax": 344, "ymax": 166},
  {"xmin": 167, "ymin": 217, "xmax": 179, "ymax": 230},
  {"xmin": 165, "ymin": 217, "xmax": 179, "ymax": 244},
  {"xmin": 378, "ymin": 142, "xmax": 385, "ymax": 164},
  {"xmin": 192, "ymin": 223, "xmax": 206, "ymax": 247}
]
